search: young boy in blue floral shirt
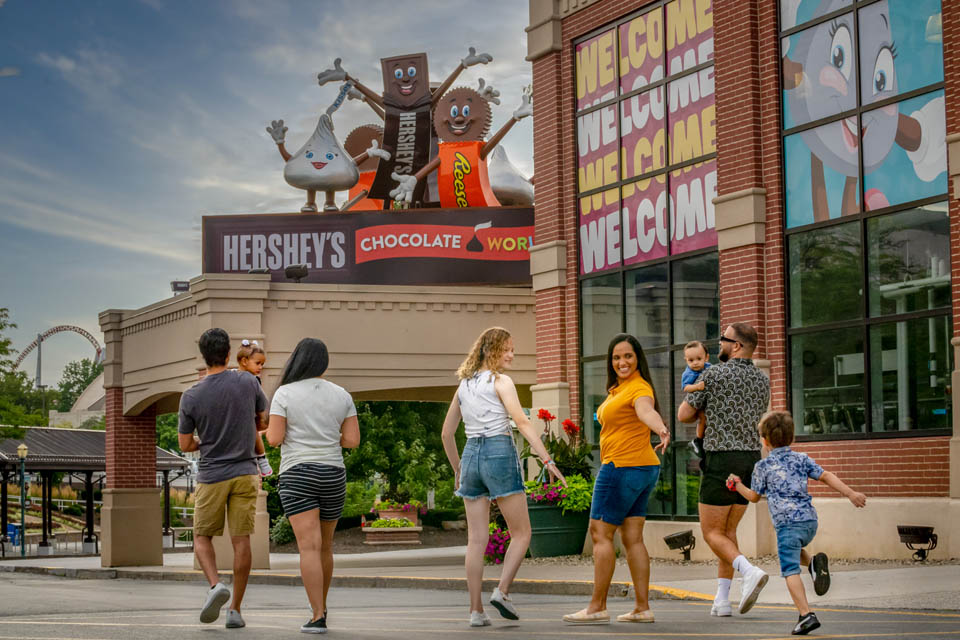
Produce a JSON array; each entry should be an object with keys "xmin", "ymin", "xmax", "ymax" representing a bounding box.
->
[{"xmin": 727, "ymin": 411, "xmax": 867, "ymax": 636}]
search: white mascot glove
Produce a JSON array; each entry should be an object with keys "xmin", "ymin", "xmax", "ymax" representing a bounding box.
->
[{"xmin": 906, "ymin": 95, "xmax": 946, "ymax": 183}]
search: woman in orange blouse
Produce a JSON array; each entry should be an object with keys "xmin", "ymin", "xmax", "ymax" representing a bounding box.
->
[{"xmin": 563, "ymin": 333, "xmax": 671, "ymax": 625}]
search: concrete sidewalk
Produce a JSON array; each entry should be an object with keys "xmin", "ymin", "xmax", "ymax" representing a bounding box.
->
[{"xmin": 1, "ymin": 547, "xmax": 957, "ymax": 611}]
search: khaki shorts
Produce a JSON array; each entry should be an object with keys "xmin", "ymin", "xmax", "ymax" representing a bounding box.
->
[{"xmin": 194, "ymin": 474, "xmax": 259, "ymax": 537}]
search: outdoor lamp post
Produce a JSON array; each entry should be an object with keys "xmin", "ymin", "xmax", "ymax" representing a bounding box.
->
[{"xmin": 17, "ymin": 444, "xmax": 27, "ymax": 558}]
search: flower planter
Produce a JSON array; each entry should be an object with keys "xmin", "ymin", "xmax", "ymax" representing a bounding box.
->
[
  {"xmin": 527, "ymin": 502, "xmax": 590, "ymax": 557},
  {"xmin": 377, "ymin": 508, "xmax": 419, "ymax": 526},
  {"xmin": 362, "ymin": 525, "xmax": 422, "ymax": 545}
]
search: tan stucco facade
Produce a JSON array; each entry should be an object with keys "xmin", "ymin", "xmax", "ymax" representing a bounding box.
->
[{"xmin": 106, "ymin": 274, "xmax": 537, "ymax": 416}]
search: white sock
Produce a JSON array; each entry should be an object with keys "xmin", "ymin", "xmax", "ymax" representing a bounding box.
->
[
  {"xmin": 732, "ymin": 554, "xmax": 755, "ymax": 575},
  {"xmin": 715, "ymin": 578, "xmax": 732, "ymax": 603}
]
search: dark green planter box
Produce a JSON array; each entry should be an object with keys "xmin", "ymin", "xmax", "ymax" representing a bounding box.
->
[{"xmin": 527, "ymin": 502, "xmax": 590, "ymax": 557}]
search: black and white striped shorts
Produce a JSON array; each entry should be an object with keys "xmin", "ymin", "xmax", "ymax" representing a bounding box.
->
[{"xmin": 278, "ymin": 462, "xmax": 347, "ymax": 520}]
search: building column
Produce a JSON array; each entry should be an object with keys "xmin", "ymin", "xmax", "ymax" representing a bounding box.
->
[
  {"xmin": 99, "ymin": 310, "xmax": 162, "ymax": 567},
  {"xmin": 528, "ymin": 0, "xmax": 578, "ymax": 427}
]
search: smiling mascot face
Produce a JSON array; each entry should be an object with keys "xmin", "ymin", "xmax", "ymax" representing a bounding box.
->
[
  {"xmin": 433, "ymin": 87, "xmax": 492, "ymax": 143},
  {"xmin": 381, "ymin": 53, "xmax": 431, "ymax": 108},
  {"xmin": 283, "ymin": 114, "xmax": 359, "ymax": 191}
]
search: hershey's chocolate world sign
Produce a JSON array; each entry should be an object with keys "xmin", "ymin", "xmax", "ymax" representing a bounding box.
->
[{"xmin": 202, "ymin": 208, "xmax": 534, "ymax": 285}]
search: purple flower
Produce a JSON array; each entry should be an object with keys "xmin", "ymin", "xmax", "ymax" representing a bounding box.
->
[{"xmin": 495, "ymin": 558, "xmax": 502, "ymax": 564}]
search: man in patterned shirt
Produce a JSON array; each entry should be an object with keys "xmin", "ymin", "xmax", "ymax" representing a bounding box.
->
[{"xmin": 678, "ymin": 322, "xmax": 770, "ymax": 616}]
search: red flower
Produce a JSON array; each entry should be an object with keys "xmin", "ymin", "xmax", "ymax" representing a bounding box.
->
[
  {"xmin": 562, "ymin": 419, "xmax": 580, "ymax": 436},
  {"xmin": 537, "ymin": 408, "xmax": 556, "ymax": 422}
]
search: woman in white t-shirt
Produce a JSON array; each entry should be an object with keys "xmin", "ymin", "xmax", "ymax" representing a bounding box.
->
[
  {"xmin": 441, "ymin": 327, "xmax": 565, "ymax": 627},
  {"xmin": 266, "ymin": 337, "xmax": 360, "ymax": 635}
]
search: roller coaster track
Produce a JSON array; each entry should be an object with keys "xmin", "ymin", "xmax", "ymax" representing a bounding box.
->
[{"xmin": 13, "ymin": 325, "xmax": 104, "ymax": 371}]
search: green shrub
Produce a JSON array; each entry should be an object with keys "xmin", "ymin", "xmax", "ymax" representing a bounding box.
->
[
  {"xmin": 342, "ymin": 481, "xmax": 380, "ymax": 518},
  {"xmin": 269, "ymin": 514, "xmax": 295, "ymax": 544},
  {"xmin": 368, "ymin": 517, "xmax": 414, "ymax": 528},
  {"xmin": 63, "ymin": 505, "xmax": 84, "ymax": 517}
]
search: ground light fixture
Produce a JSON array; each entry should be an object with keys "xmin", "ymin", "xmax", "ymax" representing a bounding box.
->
[
  {"xmin": 897, "ymin": 525, "xmax": 937, "ymax": 561},
  {"xmin": 284, "ymin": 263, "xmax": 309, "ymax": 283},
  {"xmin": 664, "ymin": 529, "xmax": 696, "ymax": 561},
  {"xmin": 17, "ymin": 444, "xmax": 27, "ymax": 558}
]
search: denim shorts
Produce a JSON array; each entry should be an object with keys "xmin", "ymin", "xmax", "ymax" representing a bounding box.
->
[
  {"xmin": 589, "ymin": 462, "xmax": 660, "ymax": 525},
  {"xmin": 455, "ymin": 435, "xmax": 524, "ymax": 501},
  {"xmin": 776, "ymin": 519, "xmax": 818, "ymax": 577}
]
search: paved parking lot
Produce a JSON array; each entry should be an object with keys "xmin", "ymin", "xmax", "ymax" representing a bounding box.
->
[{"xmin": 1, "ymin": 574, "xmax": 958, "ymax": 639}]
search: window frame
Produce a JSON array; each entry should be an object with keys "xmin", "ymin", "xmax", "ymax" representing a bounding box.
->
[{"xmin": 778, "ymin": 0, "xmax": 952, "ymax": 441}]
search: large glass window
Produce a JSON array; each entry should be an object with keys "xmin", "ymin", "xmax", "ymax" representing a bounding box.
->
[
  {"xmin": 577, "ymin": 0, "xmax": 718, "ymax": 519},
  {"xmin": 782, "ymin": 0, "xmax": 950, "ymax": 437}
]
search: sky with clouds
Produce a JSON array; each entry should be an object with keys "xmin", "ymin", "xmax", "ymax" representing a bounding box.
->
[{"xmin": 0, "ymin": 0, "xmax": 533, "ymax": 390}]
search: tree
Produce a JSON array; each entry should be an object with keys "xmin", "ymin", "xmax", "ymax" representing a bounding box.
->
[
  {"xmin": 79, "ymin": 415, "xmax": 105, "ymax": 430},
  {"xmin": 344, "ymin": 401, "xmax": 461, "ymax": 502},
  {"xmin": 56, "ymin": 358, "xmax": 103, "ymax": 412},
  {"xmin": 0, "ymin": 308, "xmax": 54, "ymax": 426},
  {"xmin": 156, "ymin": 413, "xmax": 181, "ymax": 452}
]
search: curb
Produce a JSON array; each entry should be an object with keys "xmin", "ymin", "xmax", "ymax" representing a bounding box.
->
[{"xmin": 0, "ymin": 564, "xmax": 711, "ymax": 600}]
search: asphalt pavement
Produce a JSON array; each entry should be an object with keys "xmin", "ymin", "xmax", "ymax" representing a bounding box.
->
[{"xmin": 1, "ymin": 573, "xmax": 959, "ymax": 639}]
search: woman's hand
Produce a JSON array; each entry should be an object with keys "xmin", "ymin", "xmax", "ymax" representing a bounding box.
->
[
  {"xmin": 454, "ymin": 467, "xmax": 461, "ymax": 492},
  {"xmin": 653, "ymin": 427, "xmax": 670, "ymax": 454},
  {"xmin": 546, "ymin": 462, "xmax": 567, "ymax": 487}
]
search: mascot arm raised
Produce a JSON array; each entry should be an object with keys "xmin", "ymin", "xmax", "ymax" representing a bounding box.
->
[
  {"xmin": 432, "ymin": 46, "xmax": 493, "ymax": 106},
  {"xmin": 266, "ymin": 119, "xmax": 292, "ymax": 161},
  {"xmin": 481, "ymin": 87, "xmax": 532, "ymax": 160},
  {"xmin": 318, "ymin": 58, "xmax": 386, "ymax": 111}
]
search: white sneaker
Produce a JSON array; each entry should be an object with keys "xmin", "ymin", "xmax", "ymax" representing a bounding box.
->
[
  {"xmin": 257, "ymin": 456, "xmax": 273, "ymax": 477},
  {"xmin": 490, "ymin": 587, "xmax": 519, "ymax": 620},
  {"xmin": 710, "ymin": 600, "xmax": 732, "ymax": 617},
  {"xmin": 738, "ymin": 567, "xmax": 769, "ymax": 614},
  {"xmin": 470, "ymin": 611, "xmax": 492, "ymax": 627},
  {"xmin": 200, "ymin": 583, "xmax": 230, "ymax": 623}
]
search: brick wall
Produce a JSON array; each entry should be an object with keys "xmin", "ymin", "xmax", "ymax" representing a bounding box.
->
[
  {"xmin": 946, "ymin": 0, "xmax": 960, "ymax": 332},
  {"xmin": 793, "ymin": 437, "xmax": 951, "ymax": 498},
  {"xmin": 105, "ymin": 387, "xmax": 157, "ymax": 489}
]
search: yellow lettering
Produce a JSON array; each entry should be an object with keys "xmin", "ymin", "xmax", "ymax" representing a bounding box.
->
[
  {"xmin": 671, "ymin": 113, "xmax": 702, "ymax": 164},
  {"xmin": 652, "ymin": 128, "xmax": 666, "ymax": 170},
  {"xmin": 701, "ymin": 103, "xmax": 716, "ymax": 154},
  {"xmin": 504, "ymin": 237, "xmax": 517, "ymax": 251},
  {"xmin": 666, "ymin": 0, "xmax": 698, "ymax": 51},
  {"xmin": 578, "ymin": 159, "xmax": 603, "ymax": 192},
  {"xmin": 648, "ymin": 8, "xmax": 663, "ymax": 60},
  {"xmin": 577, "ymin": 40, "xmax": 598, "ymax": 99},
  {"xmin": 695, "ymin": 0, "xmax": 712, "ymax": 34},
  {"xmin": 487, "ymin": 237, "xmax": 503, "ymax": 250},
  {"xmin": 623, "ymin": 181, "xmax": 635, "ymax": 198},
  {"xmin": 598, "ymin": 32, "xmax": 615, "ymax": 91},
  {"xmin": 580, "ymin": 197, "xmax": 593, "ymax": 216},
  {"xmin": 453, "ymin": 152, "xmax": 472, "ymax": 208},
  {"xmin": 621, "ymin": 17, "xmax": 646, "ymax": 78}
]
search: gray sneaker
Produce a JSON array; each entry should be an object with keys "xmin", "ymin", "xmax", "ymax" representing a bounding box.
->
[
  {"xmin": 225, "ymin": 609, "xmax": 245, "ymax": 628},
  {"xmin": 200, "ymin": 583, "xmax": 231, "ymax": 623}
]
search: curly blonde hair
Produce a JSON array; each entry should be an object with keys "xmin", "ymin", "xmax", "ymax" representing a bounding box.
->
[{"xmin": 456, "ymin": 327, "xmax": 512, "ymax": 380}]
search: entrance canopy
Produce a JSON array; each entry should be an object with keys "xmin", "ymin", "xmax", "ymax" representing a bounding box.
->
[{"xmin": 0, "ymin": 426, "xmax": 190, "ymax": 473}]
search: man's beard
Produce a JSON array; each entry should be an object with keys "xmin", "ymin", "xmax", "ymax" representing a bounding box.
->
[{"xmin": 718, "ymin": 350, "xmax": 730, "ymax": 363}]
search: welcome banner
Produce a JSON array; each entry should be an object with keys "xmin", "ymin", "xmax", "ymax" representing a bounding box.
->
[{"xmin": 202, "ymin": 208, "xmax": 534, "ymax": 285}]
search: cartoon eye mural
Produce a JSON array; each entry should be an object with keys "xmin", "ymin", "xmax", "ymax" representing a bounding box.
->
[
  {"xmin": 462, "ymin": 104, "xmax": 471, "ymax": 117},
  {"xmin": 829, "ymin": 22, "xmax": 853, "ymax": 80},
  {"xmin": 407, "ymin": 66, "xmax": 417, "ymax": 78},
  {"xmin": 450, "ymin": 105, "xmax": 459, "ymax": 118},
  {"xmin": 306, "ymin": 151, "xmax": 314, "ymax": 159},
  {"xmin": 872, "ymin": 47, "xmax": 895, "ymax": 95},
  {"xmin": 325, "ymin": 152, "xmax": 335, "ymax": 160},
  {"xmin": 394, "ymin": 68, "xmax": 403, "ymax": 79}
]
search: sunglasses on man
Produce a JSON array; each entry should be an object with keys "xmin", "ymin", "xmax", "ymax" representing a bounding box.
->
[{"xmin": 719, "ymin": 335, "xmax": 741, "ymax": 345}]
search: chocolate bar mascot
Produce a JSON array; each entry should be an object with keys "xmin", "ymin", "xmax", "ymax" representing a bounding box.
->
[
  {"xmin": 389, "ymin": 82, "xmax": 532, "ymax": 208},
  {"xmin": 317, "ymin": 47, "xmax": 492, "ymax": 206}
]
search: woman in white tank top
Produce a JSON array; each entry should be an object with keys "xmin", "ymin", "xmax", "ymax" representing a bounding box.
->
[{"xmin": 441, "ymin": 327, "xmax": 566, "ymax": 627}]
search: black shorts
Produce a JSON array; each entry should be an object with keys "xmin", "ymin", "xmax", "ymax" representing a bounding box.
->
[
  {"xmin": 278, "ymin": 463, "xmax": 346, "ymax": 519},
  {"xmin": 699, "ymin": 450, "xmax": 761, "ymax": 506}
]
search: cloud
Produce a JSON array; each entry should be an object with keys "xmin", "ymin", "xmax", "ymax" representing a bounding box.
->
[
  {"xmin": 0, "ymin": 66, "xmax": 19, "ymax": 77},
  {"xmin": 36, "ymin": 52, "xmax": 77, "ymax": 73},
  {"xmin": 138, "ymin": 0, "xmax": 164, "ymax": 11},
  {"xmin": 0, "ymin": 1, "xmax": 6, "ymax": 8}
]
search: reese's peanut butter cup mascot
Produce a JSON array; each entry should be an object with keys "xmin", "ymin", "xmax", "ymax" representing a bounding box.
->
[
  {"xmin": 389, "ymin": 82, "xmax": 532, "ymax": 208},
  {"xmin": 267, "ymin": 83, "xmax": 390, "ymax": 212},
  {"xmin": 316, "ymin": 48, "xmax": 492, "ymax": 206},
  {"xmin": 341, "ymin": 124, "xmax": 386, "ymax": 211}
]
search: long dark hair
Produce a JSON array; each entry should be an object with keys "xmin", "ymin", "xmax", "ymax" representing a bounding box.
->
[
  {"xmin": 279, "ymin": 338, "xmax": 329, "ymax": 386},
  {"xmin": 605, "ymin": 333, "xmax": 660, "ymax": 413}
]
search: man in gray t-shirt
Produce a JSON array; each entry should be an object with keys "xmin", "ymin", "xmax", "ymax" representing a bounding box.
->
[{"xmin": 177, "ymin": 328, "xmax": 267, "ymax": 628}]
